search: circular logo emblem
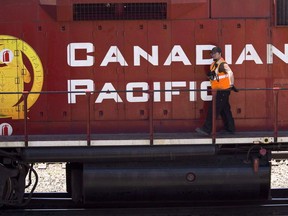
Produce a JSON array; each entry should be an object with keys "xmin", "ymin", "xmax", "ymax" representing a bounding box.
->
[
  {"xmin": 0, "ymin": 123, "xmax": 13, "ymax": 136},
  {"xmin": 0, "ymin": 35, "xmax": 44, "ymax": 119}
]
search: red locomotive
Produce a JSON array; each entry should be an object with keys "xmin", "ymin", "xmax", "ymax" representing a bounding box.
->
[{"xmin": 0, "ymin": 0, "xmax": 287, "ymax": 207}]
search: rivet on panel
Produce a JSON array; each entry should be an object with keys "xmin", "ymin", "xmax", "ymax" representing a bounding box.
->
[
  {"xmin": 61, "ymin": 26, "xmax": 66, "ymax": 31},
  {"xmin": 199, "ymin": 109, "xmax": 204, "ymax": 114},
  {"xmin": 237, "ymin": 108, "xmax": 241, "ymax": 114},
  {"xmin": 139, "ymin": 24, "xmax": 144, "ymax": 30},
  {"xmin": 99, "ymin": 110, "xmax": 104, "ymax": 117}
]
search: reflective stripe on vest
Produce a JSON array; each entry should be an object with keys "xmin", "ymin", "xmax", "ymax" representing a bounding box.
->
[
  {"xmin": 211, "ymin": 73, "xmax": 230, "ymax": 89},
  {"xmin": 210, "ymin": 58, "xmax": 231, "ymax": 90}
]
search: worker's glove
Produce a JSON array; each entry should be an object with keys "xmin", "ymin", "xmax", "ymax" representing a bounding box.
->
[
  {"xmin": 207, "ymin": 71, "xmax": 216, "ymax": 80},
  {"xmin": 230, "ymin": 85, "xmax": 239, "ymax": 92}
]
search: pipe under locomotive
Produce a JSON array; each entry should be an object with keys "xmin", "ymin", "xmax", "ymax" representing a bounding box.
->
[{"xmin": 0, "ymin": 0, "xmax": 288, "ymax": 207}]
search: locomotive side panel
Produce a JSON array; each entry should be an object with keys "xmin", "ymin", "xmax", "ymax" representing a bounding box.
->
[
  {"xmin": 0, "ymin": 0, "xmax": 284, "ymax": 208},
  {"xmin": 0, "ymin": 0, "xmax": 287, "ymax": 135}
]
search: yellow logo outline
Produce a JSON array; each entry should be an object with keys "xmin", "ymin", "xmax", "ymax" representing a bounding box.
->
[{"xmin": 0, "ymin": 35, "xmax": 44, "ymax": 119}]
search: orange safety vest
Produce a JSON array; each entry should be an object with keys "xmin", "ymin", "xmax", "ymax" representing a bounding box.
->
[{"xmin": 209, "ymin": 58, "xmax": 231, "ymax": 90}]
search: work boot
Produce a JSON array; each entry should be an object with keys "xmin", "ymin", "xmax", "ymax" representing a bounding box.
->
[{"xmin": 195, "ymin": 127, "xmax": 210, "ymax": 136}]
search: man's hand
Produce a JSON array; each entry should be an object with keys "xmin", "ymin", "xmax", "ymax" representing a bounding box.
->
[{"xmin": 230, "ymin": 85, "xmax": 239, "ymax": 92}]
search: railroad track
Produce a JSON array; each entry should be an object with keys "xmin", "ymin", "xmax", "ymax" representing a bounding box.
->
[
  {"xmin": 2, "ymin": 203, "xmax": 288, "ymax": 216},
  {"xmin": 1, "ymin": 190, "xmax": 288, "ymax": 216}
]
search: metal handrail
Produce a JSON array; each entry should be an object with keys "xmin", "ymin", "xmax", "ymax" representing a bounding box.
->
[{"xmin": 2, "ymin": 87, "xmax": 288, "ymax": 146}]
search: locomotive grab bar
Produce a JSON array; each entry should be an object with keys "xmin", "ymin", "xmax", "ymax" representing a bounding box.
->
[{"xmin": 1, "ymin": 87, "xmax": 287, "ymax": 146}]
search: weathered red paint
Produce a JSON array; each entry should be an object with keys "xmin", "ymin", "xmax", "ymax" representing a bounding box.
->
[{"xmin": 0, "ymin": 0, "xmax": 287, "ymax": 136}]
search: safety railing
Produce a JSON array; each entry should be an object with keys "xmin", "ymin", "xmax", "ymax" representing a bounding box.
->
[
  {"xmin": 208, "ymin": 87, "xmax": 286, "ymax": 144},
  {"xmin": 0, "ymin": 87, "xmax": 287, "ymax": 146}
]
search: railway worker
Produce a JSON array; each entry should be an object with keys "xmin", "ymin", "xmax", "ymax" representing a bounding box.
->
[{"xmin": 196, "ymin": 46, "xmax": 237, "ymax": 136}]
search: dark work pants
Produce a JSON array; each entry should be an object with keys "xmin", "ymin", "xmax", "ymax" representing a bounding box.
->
[{"xmin": 202, "ymin": 90, "xmax": 235, "ymax": 133}]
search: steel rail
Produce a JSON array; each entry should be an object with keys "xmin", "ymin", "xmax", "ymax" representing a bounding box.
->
[
  {"xmin": 1, "ymin": 87, "xmax": 287, "ymax": 147},
  {"xmin": 2, "ymin": 190, "xmax": 288, "ymax": 216}
]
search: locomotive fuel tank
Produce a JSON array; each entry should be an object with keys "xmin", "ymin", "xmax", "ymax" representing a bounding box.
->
[{"xmin": 67, "ymin": 153, "xmax": 270, "ymax": 204}]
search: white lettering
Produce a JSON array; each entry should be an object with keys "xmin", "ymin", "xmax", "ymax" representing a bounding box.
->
[
  {"xmin": 67, "ymin": 79, "xmax": 94, "ymax": 104},
  {"xmin": 66, "ymin": 80, "xmax": 235, "ymax": 103},
  {"xmin": 153, "ymin": 82, "xmax": 161, "ymax": 102},
  {"xmin": 126, "ymin": 82, "xmax": 149, "ymax": 102},
  {"xmin": 100, "ymin": 46, "xmax": 128, "ymax": 66},
  {"xmin": 236, "ymin": 44, "xmax": 263, "ymax": 64},
  {"xmin": 200, "ymin": 81, "xmax": 212, "ymax": 101},
  {"xmin": 196, "ymin": 45, "xmax": 214, "ymax": 65},
  {"xmin": 95, "ymin": 83, "xmax": 123, "ymax": 103},
  {"xmin": 189, "ymin": 81, "xmax": 196, "ymax": 101},
  {"xmin": 164, "ymin": 45, "xmax": 191, "ymax": 65},
  {"xmin": 67, "ymin": 43, "xmax": 94, "ymax": 67},
  {"xmin": 134, "ymin": 46, "xmax": 158, "ymax": 66},
  {"xmin": 165, "ymin": 81, "xmax": 187, "ymax": 102},
  {"xmin": 225, "ymin": 44, "xmax": 232, "ymax": 64},
  {"xmin": 67, "ymin": 43, "xmax": 288, "ymax": 67},
  {"xmin": 267, "ymin": 44, "xmax": 288, "ymax": 64}
]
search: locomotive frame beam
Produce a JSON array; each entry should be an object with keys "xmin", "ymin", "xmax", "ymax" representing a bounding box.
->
[{"xmin": 21, "ymin": 145, "xmax": 216, "ymax": 163}]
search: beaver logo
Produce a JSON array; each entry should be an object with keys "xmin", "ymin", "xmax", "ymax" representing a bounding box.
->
[{"xmin": 0, "ymin": 35, "xmax": 44, "ymax": 119}]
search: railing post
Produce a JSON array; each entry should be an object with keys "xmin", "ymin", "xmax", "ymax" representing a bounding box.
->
[
  {"xmin": 23, "ymin": 91, "xmax": 29, "ymax": 147},
  {"xmin": 149, "ymin": 90, "xmax": 154, "ymax": 145},
  {"xmin": 273, "ymin": 87, "xmax": 280, "ymax": 143},
  {"xmin": 86, "ymin": 91, "xmax": 91, "ymax": 146},
  {"xmin": 211, "ymin": 90, "xmax": 217, "ymax": 144}
]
